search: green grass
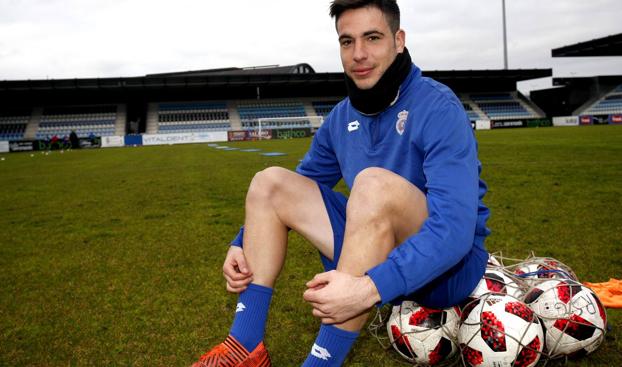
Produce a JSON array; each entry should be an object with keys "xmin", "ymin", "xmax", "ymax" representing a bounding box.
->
[{"xmin": 0, "ymin": 125, "xmax": 620, "ymax": 366}]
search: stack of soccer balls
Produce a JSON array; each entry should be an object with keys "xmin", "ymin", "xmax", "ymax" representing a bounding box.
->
[{"xmin": 379, "ymin": 253, "xmax": 607, "ymax": 366}]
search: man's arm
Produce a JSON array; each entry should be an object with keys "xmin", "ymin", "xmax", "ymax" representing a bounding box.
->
[
  {"xmin": 295, "ymin": 113, "xmax": 342, "ymax": 187},
  {"xmin": 303, "ymin": 271, "xmax": 380, "ymax": 324},
  {"xmin": 367, "ymin": 102, "xmax": 481, "ymax": 304}
]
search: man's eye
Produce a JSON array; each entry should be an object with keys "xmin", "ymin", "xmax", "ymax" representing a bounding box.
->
[{"xmin": 341, "ymin": 40, "xmax": 352, "ymax": 47}]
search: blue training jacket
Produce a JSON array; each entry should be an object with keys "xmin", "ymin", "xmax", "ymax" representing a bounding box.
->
[{"xmin": 232, "ymin": 64, "xmax": 490, "ymax": 305}]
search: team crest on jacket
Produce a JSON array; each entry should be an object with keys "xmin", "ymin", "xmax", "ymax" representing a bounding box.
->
[{"xmin": 395, "ymin": 110, "xmax": 409, "ymax": 135}]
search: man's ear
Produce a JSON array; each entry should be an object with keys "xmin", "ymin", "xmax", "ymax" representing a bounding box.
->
[{"xmin": 395, "ymin": 29, "xmax": 406, "ymax": 52}]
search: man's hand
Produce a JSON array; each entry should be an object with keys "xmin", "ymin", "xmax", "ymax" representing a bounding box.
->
[
  {"xmin": 222, "ymin": 246, "xmax": 253, "ymax": 293},
  {"xmin": 302, "ymin": 270, "xmax": 381, "ymax": 324}
]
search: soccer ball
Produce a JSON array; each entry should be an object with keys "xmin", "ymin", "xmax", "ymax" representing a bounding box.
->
[
  {"xmin": 458, "ymin": 294, "xmax": 544, "ymax": 367},
  {"xmin": 512, "ymin": 257, "xmax": 578, "ymax": 281},
  {"xmin": 387, "ymin": 301, "xmax": 460, "ymax": 365},
  {"xmin": 524, "ymin": 279, "xmax": 607, "ymax": 358},
  {"xmin": 487, "ymin": 253, "xmax": 503, "ymax": 268},
  {"xmin": 468, "ymin": 269, "xmax": 524, "ymax": 300}
]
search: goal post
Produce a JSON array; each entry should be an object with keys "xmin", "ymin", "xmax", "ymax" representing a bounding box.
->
[{"xmin": 256, "ymin": 115, "xmax": 324, "ymax": 139}]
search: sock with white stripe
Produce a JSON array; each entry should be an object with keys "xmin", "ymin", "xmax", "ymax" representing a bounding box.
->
[
  {"xmin": 301, "ymin": 324, "xmax": 359, "ymax": 367},
  {"xmin": 229, "ymin": 283, "xmax": 273, "ymax": 352}
]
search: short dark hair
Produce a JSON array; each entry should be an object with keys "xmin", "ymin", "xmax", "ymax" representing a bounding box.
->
[{"xmin": 329, "ymin": 0, "xmax": 401, "ymax": 34}]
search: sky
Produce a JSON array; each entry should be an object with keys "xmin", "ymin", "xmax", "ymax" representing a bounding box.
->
[{"xmin": 1, "ymin": 0, "xmax": 621, "ymax": 94}]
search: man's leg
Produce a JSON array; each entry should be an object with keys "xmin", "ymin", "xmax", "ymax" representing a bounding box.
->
[
  {"xmin": 241, "ymin": 167, "xmax": 335, "ymax": 287},
  {"xmin": 302, "ymin": 167, "xmax": 428, "ymax": 367},
  {"xmin": 193, "ymin": 167, "xmax": 334, "ymax": 367},
  {"xmin": 336, "ymin": 167, "xmax": 428, "ymax": 331},
  {"xmin": 228, "ymin": 167, "xmax": 335, "ymax": 351}
]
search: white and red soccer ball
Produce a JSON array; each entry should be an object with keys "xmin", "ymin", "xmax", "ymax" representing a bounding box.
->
[
  {"xmin": 469, "ymin": 269, "xmax": 525, "ymax": 300},
  {"xmin": 512, "ymin": 257, "xmax": 578, "ymax": 281},
  {"xmin": 524, "ymin": 279, "xmax": 607, "ymax": 358},
  {"xmin": 487, "ymin": 253, "xmax": 503, "ymax": 268},
  {"xmin": 458, "ymin": 294, "xmax": 544, "ymax": 367},
  {"xmin": 387, "ymin": 301, "xmax": 461, "ymax": 365}
]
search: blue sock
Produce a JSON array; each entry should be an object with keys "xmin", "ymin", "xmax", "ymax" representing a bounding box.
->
[
  {"xmin": 301, "ymin": 324, "xmax": 359, "ymax": 367},
  {"xmin": 229, "ymin": 283, "xmax": 273, "ymax": 352}
]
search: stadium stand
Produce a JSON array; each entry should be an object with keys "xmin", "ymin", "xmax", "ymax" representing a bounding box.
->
[
  {"xmin": 461, "ymin": 102, "xmax": 485, "ymax": 122},
  {"xmin": 312, "ymin": 101, "xmax": 339, "ymax": 118},
  {"xmin": 0, "ymin": 115, "xmax": 29, "ymax": 141},
  {"xmin": 0, "ymin": 65, "xmax": 555, "ymax": 142},
  {"xmin": 35, "ymin": 106, "xmax": 117, "ymax": 139},
  {"xmin": 538, "ymin": 33, "xmax": 622, "ymax": 121},
  {"xmin": 238, "ymin": 101, "xmax": 309, "ymax": 129},
  {"xmin": 467, "ymin": 92, "xmax": 541, "ymax": 120},
  {"xmin": 156, "ymin": 101, "xmax": 231, "ymax": 134},
  {"xmin": 580, "ymin": 84, "xmax": 622, "ymax": 115}
]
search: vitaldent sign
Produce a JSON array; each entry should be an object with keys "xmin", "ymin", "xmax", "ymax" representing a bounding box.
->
[{"xmin": 142, "ymin": 132, "xmax": 228, "ymax": 146}]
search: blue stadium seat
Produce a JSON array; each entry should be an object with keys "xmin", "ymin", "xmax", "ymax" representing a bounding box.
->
[
  {"xmin": 0, "ymin": 115, "xmax": 29, "ymax": 141},
  {"xmin": 37, "ymin": 107, "xmax": 117, "ymax": 138},
  {"xmin": 583, "ymin": 88, "xmax": 622, "ymax": 115},
  {"xmin": 469, "ymin": 94, "xmax": 536, "ymax": 120},
  {"xmin": 157, "ymin": 101, "xmax": 231, "ymax": 134},
  {"xmin": 312, "ymin": 101, "xmax": 339, "ymax": 117},
  {"xmin": 238, "ymin": 101, "xmax": 308, "ymax": 129}
]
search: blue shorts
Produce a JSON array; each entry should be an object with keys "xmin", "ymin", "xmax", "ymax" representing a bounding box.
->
[{"xmin": 316, "ymin": 182, "xmax": 486, "ymax": 309}]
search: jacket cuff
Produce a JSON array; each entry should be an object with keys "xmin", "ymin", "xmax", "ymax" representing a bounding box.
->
[
  {"xmin": 230, "ymin": 227, "xmax": 244, "ymax": 247},
  {"xmin": 366, "ymin": 259, "xmax": 406, "ymax": 305}
]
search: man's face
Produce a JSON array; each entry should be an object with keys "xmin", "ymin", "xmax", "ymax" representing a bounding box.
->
[{"xmin": 336, "ymin": 6, "xmax": 405, "ymax": 90}]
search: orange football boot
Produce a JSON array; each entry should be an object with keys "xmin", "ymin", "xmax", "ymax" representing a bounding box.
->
[{"xmin": 191, "ymin": 335, "xmax": 271, "ymax": 367}]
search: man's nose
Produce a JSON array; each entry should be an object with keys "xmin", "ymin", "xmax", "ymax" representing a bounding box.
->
[{"xmin": 353, "ymin": 41, "xmax": 368, "ymax": 62}]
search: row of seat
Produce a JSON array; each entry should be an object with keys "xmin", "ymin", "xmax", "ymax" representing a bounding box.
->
[
  {"xmin": 158, "ymin": 112, "xmax": 229, "ymax": 122},
  {"xmin": 158, "ymin": 120, "xmax": 230, "ymax": 126},
  {"xmin": 158, "ymin": 123, "xmax": 231, "ymax": 131},
  {"xmin": 0, "ymin": 123, "xmax": 27, "ymax": 131},
  {"xmin": 239, "ymin": 101, "xmax": 302, "ymax": 108},
  {"xmin": 0, "ymin": 116, "xmax": 30, "ymax": 124},
  {"xmin": 312, "ymin": 101, "xmax": 338, "ymax": 117},
  {"xmin": 159, "ymin": 102, "xmax": 227, "ymax": 111},
  {"xmin": 466, "ymin": 111, "xmax": 482, "ymax": 121},
  {"xmin": 0, "ymin": 133, "xmax": 24, "ymax": 141},
  {"xmin": 39, "ymin": 120, "xmax": 115, "ymax": 129},
  {"xmin": 584, "ymin": 89, "xmax": 622, "ymax": 115},
  {"xmin": 41, "ymin": 113, "xmax": 116, "ymax": 122},
  {"xmin": 239, "ymin": 108, "xmax": 305, "ymax": 114},
  {"xmin": 0, "ymin": 123, "xmax": 26, "ymax": 141}
]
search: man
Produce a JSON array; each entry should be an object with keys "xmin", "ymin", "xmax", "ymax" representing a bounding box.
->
[{"xmin": 192, "ymin": 1, "xmax": 490, "ymax": 366}]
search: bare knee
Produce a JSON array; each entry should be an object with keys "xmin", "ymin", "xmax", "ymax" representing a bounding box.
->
[
  {"xmin": 352, "ymin": 167, "xmax": 394, "ymax": 191},
  {"xmin": 350, "ymin": 167, "xmax": 426, "ymax": 223},
  {"xmin": 349, "ymin": 167, "xmax": 397, "ymax": 213},
  {"xmin": 246, "ymin": 166, "xmax": 290, "ymax": 204},
  {"xmin": 344, "ymin": 170, "xmax": 394, "ymax": 239}
]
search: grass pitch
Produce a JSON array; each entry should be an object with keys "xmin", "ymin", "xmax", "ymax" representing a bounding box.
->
[{"xmin": 0, "ymin": 125, "xmax": 620, "ymax": 366}]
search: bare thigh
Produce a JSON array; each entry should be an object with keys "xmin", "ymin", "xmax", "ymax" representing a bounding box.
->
[{"xmin": 253, "ymin": 167, "xmax": 335, "ymax": 259}]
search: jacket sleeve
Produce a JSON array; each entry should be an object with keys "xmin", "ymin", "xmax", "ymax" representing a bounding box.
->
[
  {"xmin": 366, "ymin": 103, "xmax": 480, "ymax": 304},
  {"xmin": 231, "ymin": 113, "xmax": 342, "ymax": 248},
  {"xmin": 295, "ymin": 114, "xmax": 342, "ymax": 187}
]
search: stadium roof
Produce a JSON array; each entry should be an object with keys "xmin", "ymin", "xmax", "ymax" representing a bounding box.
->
[
  {"xmin": 0, "ymin": 65, "xmax": 551, "ymax": 107},
  {"xmin": 146, "ymin": 63, "xmax": 316, "ymax": 77},
  {"xmin": 552, "ymin": 33, "xmax": 622, "ymax": 57}
]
